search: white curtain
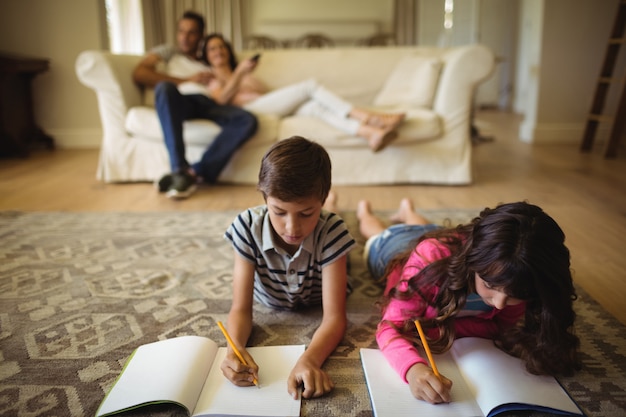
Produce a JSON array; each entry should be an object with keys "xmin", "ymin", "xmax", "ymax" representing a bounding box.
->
[
  {"xmin": 166, "ymin": 0, "xmax": 248, "ymax": 50},
  {"xmin": 141, "ymin": 0, "xmax": 167, "ymax": 51},
  {"xmin": 106, "ymin": 0, "xmax": 145, "ymax": 54},
  {"xmin": 99, "ymin": 0, "xmax": 249, "ymax": 52},
  {"xmin": 394, "ymin": 0, "xmax": 418, "ymax": 45}
]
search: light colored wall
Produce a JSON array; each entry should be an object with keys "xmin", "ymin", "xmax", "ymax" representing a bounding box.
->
[
  {"xmin": 515, "ymin": 0, "xmax": 543, "ymax": 141},
  {"xmin": 477, "ymin": 0, "xmax": 519, "ymax": 109},
  {"xmin": 0, "ymin": 0, "xmax": 106, "ymax": 149},
  {"xmin": 247, "ymin": 0, "xmax": 394, "ymax": 45},
  {"xmin": 516, "ymin": 0, "xmax": 618, "ymax": 144},
  {"xmin": 417, "ymin": 0, "xmax": 519, "ymax": 109}
]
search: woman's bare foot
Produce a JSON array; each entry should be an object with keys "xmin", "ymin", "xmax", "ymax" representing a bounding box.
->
[
  {"xmin": 350, "ymin": 108, "xmax": 406, "ymax": 130},
  {"xmin": 366, "ymin": 112, "xmax": 405, "ymax": 130},
  {"xmin": 389, "ymin": 198, "xmax": 430, "ymax": 225},
  {"xmin": 324, "ymin": 190, "xmax": 338, "ymax": 212},
  {"xmin": 358, "ymin": 124, "xmax": 398, "ymax": 153},
  {"xmin": 357, "ymin": 200, "xmax": 387, "ymax": 239}
]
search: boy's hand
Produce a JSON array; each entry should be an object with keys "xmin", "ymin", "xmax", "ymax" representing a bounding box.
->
[
  {"xmin": 406, "ymin": 362, "xmax": 453, "ymax": 404},
  {"xmin": 220, "ymin": 348, "xmax": 259, "ymax": 387},
  {"xmin": 287, "ymin": 356, "xmax": 334, "ymax": 399}
]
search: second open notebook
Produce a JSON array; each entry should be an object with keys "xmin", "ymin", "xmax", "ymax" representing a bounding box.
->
[
  {"xmin": 96, "ymin": 335, "xmax": 304, "ymax": 417},
  {"xmin": 361, "ymin": 337, "xmax": 585, "ymax": 417}
]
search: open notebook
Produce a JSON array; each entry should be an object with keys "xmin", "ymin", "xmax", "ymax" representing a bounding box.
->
[
  {"xmin": 361, "ymin": 337, "xmax": 585, "ymax": 417},
  {"xmin": 96, "ymin": 335, "xmax": 304, "ymax": 417}
]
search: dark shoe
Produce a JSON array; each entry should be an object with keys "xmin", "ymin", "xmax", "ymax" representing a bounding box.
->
[
  {"xmin": 155, "ymin": 173, "xmax": 173, "ymax": 193},
  {"xmin": 166, "ymin": 172, "xmax": 197, "ymax": 199}
]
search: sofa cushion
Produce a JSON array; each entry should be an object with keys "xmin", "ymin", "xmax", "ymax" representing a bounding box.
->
[
  {"xmin": 125, "ymin": 106, "xmax": 279, "ymax": 147},
  {"xmin": 373, "ymin": 55, "xmax": 443, "ymax": 109},
  {"xmin": 125, "ymin": 106, "xmax": 219, "ymax": 145},
  {"xmin": 279, "ymin": 108, "xmax": 441, "ymax": 149}
]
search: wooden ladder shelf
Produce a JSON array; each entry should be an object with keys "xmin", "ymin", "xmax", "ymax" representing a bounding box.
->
[{"xmin": 580, "ymin": 0, "xmax": 626, "ymax": 158}]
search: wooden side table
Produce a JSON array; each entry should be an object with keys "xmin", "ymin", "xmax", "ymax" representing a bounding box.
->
[{"xmin": 0, "ymin": 52, "xmax": 54, "ymax": 157}]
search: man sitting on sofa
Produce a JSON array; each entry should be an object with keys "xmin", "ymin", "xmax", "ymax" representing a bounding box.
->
[{"xmin": 132, "ymin": 10, "xmax": 258, "ymax": 199}]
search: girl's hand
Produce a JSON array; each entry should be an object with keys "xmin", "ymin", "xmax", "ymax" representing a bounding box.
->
[
  {"xmin": 406, "ymin": 363, "xmax": 453, "ymax": 404},
  {"xmin": 235, "ymin": 57, "xmax": 259, "ymax": 75},
  {"xmin": 287, "ymin": 356, "xmax": 334, "ymax": 399},
  {"xmin": 220, "ymin": 348, "xmax": 259, "ymax": 387}
]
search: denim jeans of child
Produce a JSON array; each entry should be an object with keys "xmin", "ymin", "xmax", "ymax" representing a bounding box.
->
[{"xmin": 365, "ymin": 223, "xmax": 440, "ymax": 280}]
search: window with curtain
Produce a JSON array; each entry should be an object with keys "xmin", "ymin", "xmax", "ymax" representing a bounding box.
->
[
  {"xmin": 105, "ymin": 0, "xmax": 145, "ymax": 54},
  {"xmin": 104, "ymin": 0, "xmax": 247, "ymax": 54}
]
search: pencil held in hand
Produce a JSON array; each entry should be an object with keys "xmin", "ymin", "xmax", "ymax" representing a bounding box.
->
[
  {"xmin": 217, "ymin": 321, "xmax": 260, "ymax": 387},
  {"xmin": 414, "ymin": 319, "xmax": 441, "ymax": 378}
]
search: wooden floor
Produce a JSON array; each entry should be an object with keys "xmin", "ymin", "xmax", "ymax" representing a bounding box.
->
[{"xmin": 1, "ymin": 110, "xmax": 625, "ymax": 324}]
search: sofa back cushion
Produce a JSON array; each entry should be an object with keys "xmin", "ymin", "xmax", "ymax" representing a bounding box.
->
[
  {"xmin": 372, "ymin": 55, "xmax": 443, "ymax": 109},
  {"xmin": 245, "ymin": 47, "xmax": 442, "ymax": 106},
  {"xmin": 138, "ymin": 48, "xmax": 448, "ymax": 109}
]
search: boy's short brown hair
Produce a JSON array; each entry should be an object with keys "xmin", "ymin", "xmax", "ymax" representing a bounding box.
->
[{"xmin": 257, "ymin": 136, "xmax": 331, "ymax": 203}]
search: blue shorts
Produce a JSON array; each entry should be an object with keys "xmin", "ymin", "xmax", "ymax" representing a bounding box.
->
[{"xmin": 365, "ymin": 224, "xmax": 440, "ymax": 280}]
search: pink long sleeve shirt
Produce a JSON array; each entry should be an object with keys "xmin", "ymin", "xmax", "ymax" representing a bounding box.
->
[{"xmin": 376, "ymin": 238, "xmax": 526, "ymax": 383}]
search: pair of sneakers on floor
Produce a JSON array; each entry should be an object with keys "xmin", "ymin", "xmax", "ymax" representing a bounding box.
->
[{"xmin": 156, "ymin": 170, "xmax": 198, "ymax": 199}]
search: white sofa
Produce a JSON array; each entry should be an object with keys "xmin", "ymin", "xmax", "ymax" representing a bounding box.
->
[{"xmin": 76, "ymin": 44, "xmax": 494, "ymax": 185}]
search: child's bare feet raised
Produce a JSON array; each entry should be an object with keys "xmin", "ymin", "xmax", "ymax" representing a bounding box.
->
[
  {"xmin": 389, "ymin": 198, "xmax": 430, "ymax": 225},
  {"xmin": 356, "ymin": 200, "xmax": 371, "ymax": 221},
  {"xmin": 357, "ymin": 200, "xmax": 387, "ymax": 239}
]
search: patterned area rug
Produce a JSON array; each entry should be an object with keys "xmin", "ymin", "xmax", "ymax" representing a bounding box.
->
[{"xmin": 0, "ymin": 210, "xmax": 624, "ymax": 417}]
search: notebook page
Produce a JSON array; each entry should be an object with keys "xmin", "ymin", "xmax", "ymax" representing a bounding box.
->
[
  {"xmin": 450, "ymin": 338, "xmax": 582, "ymax": 416},
  {"xmin": 360, "ymin": 348, "xmax": 483, "ymax": 417},
  {"xmin": 97, "ymin": 335, "xmax": 218, "ymax": 416},
  {"xmin": 192, "ymin": 344, "xmax": 304, "ymax": 417}
]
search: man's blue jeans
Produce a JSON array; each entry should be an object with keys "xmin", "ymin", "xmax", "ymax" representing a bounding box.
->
[{"xmin": 154, "ymin": 82, "xmax": 258, "ymax": 183}]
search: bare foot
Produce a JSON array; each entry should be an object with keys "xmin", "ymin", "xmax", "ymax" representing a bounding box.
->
[
  {"xmin": 389, "ymin": 198, "xmax": 430, "ymax": 225},
  {"xmin": 356, "ymin": 200, "xmax": 371, "ymax": 220},
  {"xmin": 366, "ymin": 112, "xmax": 406, "ymax": 130},
  {"xmin": 358, "ymin": 124, "xmax": 398, "ymax": 153},
  {"xmin": 357, "ymin": 200, "xmax": 387, "ymax": 239},
  {"xmin": 324, "ymin": 190, "xmax": 338, "ymax": 212},
  {"xmin": 350, "ymin": 108, "xmax": 406, "ymax": 130}
]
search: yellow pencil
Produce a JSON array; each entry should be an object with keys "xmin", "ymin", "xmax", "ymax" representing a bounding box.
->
[
  {"xmin": 414, "ymin": 319, "xmax": 441, "ymax": 378},
  {"xmin": 217, "ymin": 321, "xmax": 259, "ymax": 387}
]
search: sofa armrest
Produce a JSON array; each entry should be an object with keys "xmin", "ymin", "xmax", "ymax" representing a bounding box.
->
[
  {"xmin": 76, "ymin": 50, "xmax": 144, "ymax": 107},
  {"xmin": 76, "ymin": 50, "xmax": 145, "ymax": 141},
  {"xmin": 434, "ymin": 44, "xmax": 495, "ymax": 125}
]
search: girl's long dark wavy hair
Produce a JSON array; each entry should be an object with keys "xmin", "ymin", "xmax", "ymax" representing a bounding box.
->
[
  {"xmin": 381, "ymin": 201, "xmax": 581, "ymax": 376},
  {"xmin": 200, "ymin": 33, "xmax": 238, "ymax": 70}
]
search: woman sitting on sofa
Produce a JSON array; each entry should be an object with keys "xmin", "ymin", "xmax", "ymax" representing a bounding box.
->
[{"xmin": 181, "ymin": 33, "xmax": 405, "ymax": 152}]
